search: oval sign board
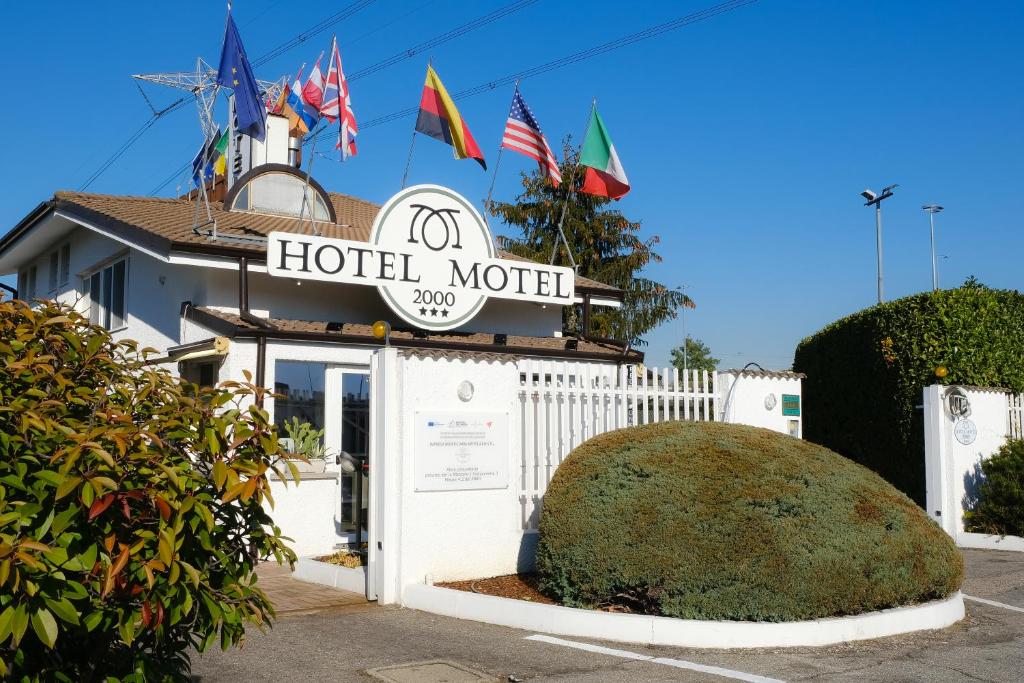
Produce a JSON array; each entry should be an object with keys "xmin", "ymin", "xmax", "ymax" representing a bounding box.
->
[
  {"xmin": 953, "ymin": 418, "xmax": 977, "ymax": 446},
  {"xmin": 267, "ymin": 185, "xmax": 574, "ymax": 331}
]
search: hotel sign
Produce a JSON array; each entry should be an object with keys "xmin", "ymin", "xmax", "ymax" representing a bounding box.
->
[{"xmin": 267, "ymin": 185, "xmax": 575, "ymax": 331}]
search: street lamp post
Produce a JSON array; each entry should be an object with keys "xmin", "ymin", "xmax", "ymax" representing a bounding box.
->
[
  {"xmin": 676, "ymin": 285, "xmax": 688, "ymax": 375},
  {"xmin": 922, "ymin": 205, "xmax": 944, "ymax": 291},
  {"xmin": 860, "ymin": 184, "xmax": 898, "ymax": 304}
]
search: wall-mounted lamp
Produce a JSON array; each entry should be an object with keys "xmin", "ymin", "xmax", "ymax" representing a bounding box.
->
[
  {"xmin": 372, "ymin": 320, "xmax": 391, "ymax": 346},
  {"xmin": 943, "ymin": 386, "xmax": 971, "ymax": 419}
]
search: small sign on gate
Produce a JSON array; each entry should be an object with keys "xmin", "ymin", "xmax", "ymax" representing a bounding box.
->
[{"xmin": 781, "ymin": 394, "xmax": 801, "ymax": 416}]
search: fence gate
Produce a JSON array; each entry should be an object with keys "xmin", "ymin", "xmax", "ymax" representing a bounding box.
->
[{"xmin": 517, "ymin": 360, "xmax": 716, "ymax": 530}]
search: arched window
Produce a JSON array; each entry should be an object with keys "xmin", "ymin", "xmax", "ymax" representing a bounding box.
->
[{"xmin": 223, "ymin": 164, "xmax": 337, "ymax": 223}]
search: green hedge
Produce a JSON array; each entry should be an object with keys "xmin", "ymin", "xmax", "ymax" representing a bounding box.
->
[
  {"xmin": 964, "ymin": 439, "xmax": 1024, "ymax": 536},
  {"xmin": 793, "ymin": 282, "xmax": 1024, "ymax": 504},
  {"xmin": 536, "ymin": 421, "xmax": 962, "ymax": 622}
]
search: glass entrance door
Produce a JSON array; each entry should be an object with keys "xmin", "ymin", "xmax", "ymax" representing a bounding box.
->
[{"xmin": 338, "ymin": 371, "xmax": 370, "ymax": 547}]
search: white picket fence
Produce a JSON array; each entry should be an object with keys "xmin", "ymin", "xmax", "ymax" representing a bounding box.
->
[
  {"xmin": 516, "ymin": 359, "xmax": 716, "ymax": 530},
  {"xmin": 1009, "ymin": 393, "xmax": 1024, "ymax": 440}
]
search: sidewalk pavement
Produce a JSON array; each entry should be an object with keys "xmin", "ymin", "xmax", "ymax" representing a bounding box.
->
[{"xmin": 257, "ymin": 561, "xmax": 374, "ymax": 616}]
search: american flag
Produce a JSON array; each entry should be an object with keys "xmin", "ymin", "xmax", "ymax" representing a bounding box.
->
[{"xmin": 501, "ymin": 89, "xmax": 561, "ymax": 185}]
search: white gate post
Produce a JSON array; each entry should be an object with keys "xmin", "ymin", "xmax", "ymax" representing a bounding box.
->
[
  {"xmin": 923, "ymin": 384, "xmax": 956, "ymax": 538},
  {"xmin": 368, "ymin": 347, "xmax": 402, "ymax": 603}
]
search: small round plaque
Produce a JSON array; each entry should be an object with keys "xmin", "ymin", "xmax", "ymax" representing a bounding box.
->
[
  {"xmin": 457, "ymin": 380, "xmax": 475, "ymax": 402},
  {"xmin": 953, "ymin": 418, "xmax": 977, "ymax": 446},
  {"xmin": 764, "ymin": 393, "xmax": 777, "ymax": 411}
]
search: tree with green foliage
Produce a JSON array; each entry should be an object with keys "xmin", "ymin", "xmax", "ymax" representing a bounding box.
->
[
  {"xmin": 670, "ymin": 336, "xmax": 719, "ymax": 373},
  {"xmin": 794, "ymin": 278, "xmax": 1024, "ymax": 503},
  {"xmin": 490, "ymin": 142, "xmax": 693, "ymax": 346},
  {"xmin": 0, "ymin": 298, "xmax": 296, "ymax": 682}
]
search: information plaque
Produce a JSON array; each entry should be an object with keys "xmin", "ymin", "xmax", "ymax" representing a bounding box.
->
[{"xmin": 414, "ymin": 411, "xmax": 509, "ymax": 491}]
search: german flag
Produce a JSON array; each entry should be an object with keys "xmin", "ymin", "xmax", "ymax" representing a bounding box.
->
[{"xmin": 415, "ymin": 65, "xmax": 486, "ymax": 169}]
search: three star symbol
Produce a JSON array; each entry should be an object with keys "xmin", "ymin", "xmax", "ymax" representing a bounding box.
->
[{"xmin": 418, "ymin": 307, "xmax": 449, "ymax": 318}]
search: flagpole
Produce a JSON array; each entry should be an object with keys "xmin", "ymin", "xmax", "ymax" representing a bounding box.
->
[
  {"xmin": 400, "ymin": 131, "xmax": 417, "ymax": 189},
  {"xmin": 483, "ymin": 148, "xmax": 505, "ymax": 222},
  {"xmin": 482, "ymin": 80, "xmax": 520, "ymax": 228},
  {"xmin": 297, "ymin": 121, "xmax": 326, "ymax": 236},
  {"xmin": 549, "ymin": 98, "xmax": 596, "ymax": 268}
]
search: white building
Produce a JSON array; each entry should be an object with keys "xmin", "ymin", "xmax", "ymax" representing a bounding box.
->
[{"xmin": 0, "ymin": 117, "xmax": 802, "ymax": 605}]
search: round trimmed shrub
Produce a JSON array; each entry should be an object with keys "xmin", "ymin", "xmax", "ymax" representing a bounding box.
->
[{"xmin": 536, "ymin": 421, "xmax": 963, "ymax": 622}]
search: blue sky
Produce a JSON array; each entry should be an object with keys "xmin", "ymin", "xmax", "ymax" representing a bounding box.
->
[{"xmin": 1, "ymin": 1, "xmax": 1021, "ymax": 368}]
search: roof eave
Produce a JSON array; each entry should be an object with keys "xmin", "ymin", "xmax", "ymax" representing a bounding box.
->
[
  {"xmin": 0, "ymin": 199, "xmax": 56, "ymax": 260},
  {"xmin": 181, "ymin": 304, "xmax": 643, "ymax": 364}
]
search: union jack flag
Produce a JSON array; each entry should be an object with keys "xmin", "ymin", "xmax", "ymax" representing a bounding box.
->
[
  {"xmin": 501, "ymin": 89, "xmax": 561, "ymax": 186},
  {"xmin": 320, "ymin": 36, "xmax": 358, "ymax": 159}
]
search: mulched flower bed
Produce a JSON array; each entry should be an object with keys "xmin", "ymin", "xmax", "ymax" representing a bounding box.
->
[
  {"xmin": 438, "ymin": 573, "xmax": 556, "ymax": 605},
  {"xmin": 313, "ymin": 550, "xmax": 366, "ymax": 568},
  {"xmin": 438, "ymin": 574, "xmax": 654, "ymax": 613}
]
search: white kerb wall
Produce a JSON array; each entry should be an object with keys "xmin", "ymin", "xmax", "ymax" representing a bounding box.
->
[
  {"xmin": 923, "ymin": 384, "xmax": 1024, "ymax": 552},
  {"xmin": 267, "ymin": 474, "xmax": 345, "ymax": 557}
]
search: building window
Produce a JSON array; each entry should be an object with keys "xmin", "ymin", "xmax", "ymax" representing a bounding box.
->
[
  {"xmin": 82, "ymin": 258, "xmax": 127, "ymax": 330},
  {"xmin": 273, "ymin": 361, "xmax": 326, "ymax": 450},
  {"xmin": 180, "ymin": 359, "xmax": 221, "ymax": 388},
  {"xmin": 49, "ymin": 251, "xmax": 59, "ymax": 291},
  {"xmin": 17, "ymin": 266, "xmax": 37, "ymax": 300},
  {"xmin": 59, "ymin": 244, "xmax": 70, "ymax": 285},
  {"xmin": 47, "ymin": 244, "xmax": 72, "ymax": 293}
]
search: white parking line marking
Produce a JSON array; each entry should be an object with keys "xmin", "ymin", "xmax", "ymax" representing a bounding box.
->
[
  {"xmin": 964, "ymin": 594, "xmax": 1024, "ymax": 613},
  {"xmin": 525, "ymin": 634, "xmax": 785, "ymax": 683}
]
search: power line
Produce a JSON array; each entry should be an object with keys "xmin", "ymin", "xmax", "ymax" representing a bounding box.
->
[
  {"xmin": 152, "ymin": 0, "xmax": 759, "ymax": 196},
  {"xmin": 79, "ymin": 1, "xmax": 380, "ymax": 192},
  {"xmin": 80, "ymin": 100, "xmax": 188, "ymax": 191},
  {"xmin": 347, "ymin": 0, "xmax": 538, "ymax": 81},
  {"xmin": 310, "ymin": 0, "xmax": 759, "ymax": 141},
  {"xmin": 253, "ymin": 0, "xmax": 378, "ymax": 67},
  {"xmin": 145, "ymin": 0, "xmax": 543, "ymax": 195}
]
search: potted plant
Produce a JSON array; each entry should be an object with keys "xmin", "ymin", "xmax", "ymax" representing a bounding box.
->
[{"xmin": 282, "ymin": 417, "xmax": 330, "ymax": 473}]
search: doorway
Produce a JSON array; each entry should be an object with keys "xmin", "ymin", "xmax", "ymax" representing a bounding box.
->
[{"xmin": 336, "ymin": 370, "xmax": 370, "ymax": 549}]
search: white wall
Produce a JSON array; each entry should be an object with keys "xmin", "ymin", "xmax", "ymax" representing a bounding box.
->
[
  {"xmin": 718, "ymin": 372, "xmax": 803, "ymax": 437},
  {"xmin": 923, "ymin": 384, "xmax": 1022, "ymax": 551},
  {"xmin": 397, "ymin": 354, "xmax": 527, "ymax": 584},
  {"xmin": 367, "ymin": 350, "xmax": 535, "ymax": 603},
  {"xmin": 267, "ymin": 474, "xmax": 346, "ymax": 557}
]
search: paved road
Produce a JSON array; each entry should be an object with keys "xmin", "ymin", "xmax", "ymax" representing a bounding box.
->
[{"xmin": 191, "ymin": 549, "xmax": 1023, "ymax": 682}]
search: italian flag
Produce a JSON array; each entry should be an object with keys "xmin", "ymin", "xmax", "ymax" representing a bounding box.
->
[{"xmin": 579, "ymin": 107, "xmax": 630, "ymax": 199}]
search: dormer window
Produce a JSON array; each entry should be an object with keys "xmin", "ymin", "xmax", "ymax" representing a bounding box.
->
[{"xmin": 223, "ymin": 163, "xmax": 337, "ymax": 223}]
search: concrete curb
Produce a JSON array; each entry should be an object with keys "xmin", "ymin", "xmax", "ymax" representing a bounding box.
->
[
  {"xmin": 402, "ymin": 585, "xmax": 966, "ymax": 649},
  {"xmin": 293, "ymin": 557, "xmax": 367, "ymax": 594},
  {"xmin": 957, "ymin": 532, "xmax": 1024, "ymax": 552}
]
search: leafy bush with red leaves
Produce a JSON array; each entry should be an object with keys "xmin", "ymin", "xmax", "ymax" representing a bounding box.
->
[{"xmin": 0, "ymin": 299, "xmax": 296, "ymax": 681}]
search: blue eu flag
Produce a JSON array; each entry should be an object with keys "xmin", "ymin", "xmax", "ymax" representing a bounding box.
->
[{"xmin": 217, "ymin": 12, "xmax": 266, "ymax": 142}]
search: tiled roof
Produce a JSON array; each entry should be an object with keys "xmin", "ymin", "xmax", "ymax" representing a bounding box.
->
[
  {"xmin": 50, "ymin": 191, "xmax": 620, "ymax": 295},
  {"xmin": 189, "ymin": 306, "xmax": 642, "ymax": 363}
]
